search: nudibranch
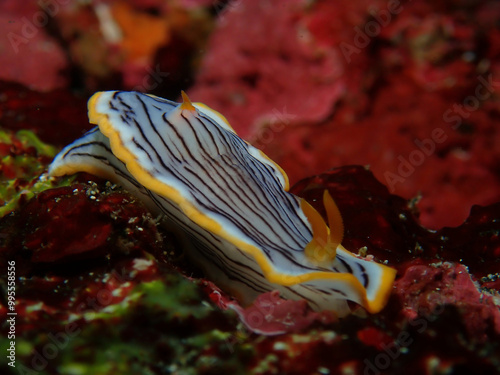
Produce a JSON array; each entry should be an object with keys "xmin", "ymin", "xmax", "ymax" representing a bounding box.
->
[{"xmin": 48, "ymin": 91, "xmax": 396, "ymax": 316}]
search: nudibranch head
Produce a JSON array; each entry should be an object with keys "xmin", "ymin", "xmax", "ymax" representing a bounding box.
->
[{"xmin": 48, "ymin": 90, "xmax": 396, "ymax": 317}]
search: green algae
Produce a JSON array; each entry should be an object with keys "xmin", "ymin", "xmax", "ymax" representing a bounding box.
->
[
  {"xmin": 0, "ymin": 129, "xmax": 73, "ymax": 218},
  {"xmin": 15, "ymin": 130, "xmax": 58, "ymax": 159},
  {"xmin": 0, "ymin": 129, "xmax": 265, "ymax": 375},
  {"xmin": 9, "ymin": 277, "xmax": 254, "ymax": 375},
  {"xmin": 0, "ymin": 128, "xmax": 252, "ymax": 374},
  {"xmin": 136, "ymin": 275, "xmax": 213, "ymax": 320}
]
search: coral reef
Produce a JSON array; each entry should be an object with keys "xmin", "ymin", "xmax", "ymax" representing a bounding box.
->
[
  {"xmin": 1, "ymin": 0, "xmax": 213, "ymax": 94},
  {"xmin": 0, "ymin": 1, "xmax": 68, "ymax": 91},
  {"xmin": 188, "ymin": 0, "xmax": 500, "ymax": 229},
  {"xmin": 0, "ymin": 81, "xmax": 91, "ymax": 147},
  {"xmin": 3, "ymin": 0, "xmax": 498, "ymax": 229},
  {"xmin": 1, "ymin": 161, "xmax": 499, "ymax": 374},
  {"xmin": 0, "ymin": 129, "xmax": 68, "ymax": 217}
]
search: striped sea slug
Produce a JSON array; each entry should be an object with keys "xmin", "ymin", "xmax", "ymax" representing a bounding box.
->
[{"xmin": 49, "ymin": 91, "xmax": 396, "ymax": 317}]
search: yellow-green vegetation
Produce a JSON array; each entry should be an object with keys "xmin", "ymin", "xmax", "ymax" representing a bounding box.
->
[
  {"xmin": 0, "ymin": 129, "xmax": 73, "ymax": 217},
  {"xmin": 5, "ymin": 277, "xmax": 254, "ymax": 375}
]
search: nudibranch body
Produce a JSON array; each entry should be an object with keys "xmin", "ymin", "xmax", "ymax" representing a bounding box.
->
[{"xmin": 49, "ymin": 91, "xmax": 396, "ymax": 316}]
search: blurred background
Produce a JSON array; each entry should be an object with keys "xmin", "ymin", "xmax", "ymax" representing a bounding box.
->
[{"xmin": 1, "ymin": 0, "xmax": 499, "ymax": 229}]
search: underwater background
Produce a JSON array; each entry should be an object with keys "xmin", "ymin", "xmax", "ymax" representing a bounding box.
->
[{"xmin": 1, "ymin": 1, "xmax": 499, "ymax": 374}]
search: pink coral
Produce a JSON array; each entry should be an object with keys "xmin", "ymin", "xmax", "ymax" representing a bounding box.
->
[
  {"xmin": 204, "ymin": 281, "xmax": 336, "ymax": 335},
  {"xmin": 395, "ymin": 262, "xmax": 500, "ymax": 341},
  {"xmin": 188, "ymin": 0, "xmax": 346, "ymax": 139},
  {"xmin": 0, "ymin": 1, "xmax": 69, "ymax": 91},
  {"xmin": 187, "ymin": 0, "xmax": 500, "ymax": 230}
]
